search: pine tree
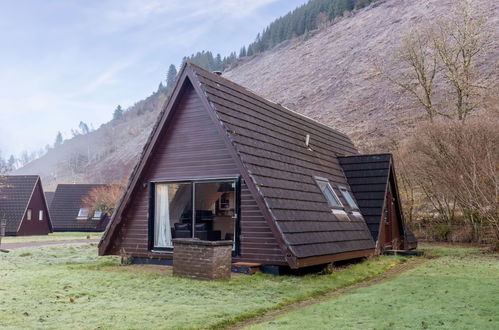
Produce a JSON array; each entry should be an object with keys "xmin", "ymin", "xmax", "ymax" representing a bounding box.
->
[
  {"xmin": 79, "ymin": 121, "xmax": 89, "ymax": 135},
  {"xmin": 54, "ymin": 131, "xmax": 63, "ymax": 147},
  {"xmin": 239, "ymin": 46, "xmax": 246, "ymax": 58},
  {"xmin": 113, "ymin": 105, "xmax": 124, "ymax": 121},
  {"xmin": 166, "ymin": 64, "xmax": 178, "ymax": 89}
]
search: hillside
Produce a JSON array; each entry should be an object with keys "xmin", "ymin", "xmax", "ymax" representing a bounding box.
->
[
  {"xmin": 225, "ymin": 0, "xmax": 498, "ymax": 148},
  {"xmin": 16, "ymin": 0, "xmax": 499, "ymax": 189}
]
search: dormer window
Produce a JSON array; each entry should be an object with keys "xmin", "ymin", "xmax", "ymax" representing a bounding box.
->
[
  {"xmin": 92, "ymin": 210, "xmax": 103, "ymax": 220},
  {"xmin": 314, "ymin": 177, "xmax": 343, "ymax": 208},
  {"xmin": 339, "ymin": 186, "xmax": 359, "ymax": 210},
  {"xmin": 77, "ymin": 208, "xmax": 89, "ymax": 220}
]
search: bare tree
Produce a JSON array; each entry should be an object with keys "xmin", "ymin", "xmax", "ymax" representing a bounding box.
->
[
  {"xmin": 377, "ymin": 0, "xmax": 495, "ymax": 121},
  {"xmin": 82, "ymin": 183, "xmax": 125, "ymax": 216},
  {"xmin": 376, "ymin": 30, "xmax": 440, "ymax": 121},
  {"xmin": 433, "ymin": 0, "xmax": 495, "ymax": 120}
]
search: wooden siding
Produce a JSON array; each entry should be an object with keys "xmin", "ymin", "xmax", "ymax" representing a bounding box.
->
[
  {"xmin": 107, "ymin": 83, "xmax": 284, "ymax": 264},
  {"xmin": 17, "ymin": 180, "xmax": 52, "ymax": 236}
]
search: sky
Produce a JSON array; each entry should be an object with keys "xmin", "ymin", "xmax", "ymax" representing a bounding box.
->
[{"xmin": 0, "ymin": 0, "xmax": 307, "ymax": 158}]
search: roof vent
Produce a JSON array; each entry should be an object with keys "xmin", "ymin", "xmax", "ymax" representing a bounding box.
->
[
  {"xmin": 213, "ymin": 71, "xmax": 222, "ymax": 76},
  {"xmin": 305, "ymin": 134, "xmax": 313, "ymax": 151}
]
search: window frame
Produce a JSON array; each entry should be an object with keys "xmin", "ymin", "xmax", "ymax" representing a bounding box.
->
[
  {"xmin": 148, "ymin": 177, "xmax": 241, "ymax": 256},
  {"xmin": 27, "ymin": 209, "xmax": 32, "ymax": 221},
  {"xmin": 92, "ymin": 210, "xmax": 103, "ymax": 220},
  {"xmin": 38, "ymin": 210, "xmax": 44, "ymax": 221},
  {"xmin": 313, "ymin": 176, "xmax": 344, "ymax": 209},
  {"xmin": 338, "ymin": 186, "xmax": 360, "ymax": 211},
  {"xmin": 76, "ymin": 208, "xmax": 90, "ymax": 220}
]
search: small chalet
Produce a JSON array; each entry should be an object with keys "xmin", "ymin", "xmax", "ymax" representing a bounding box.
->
[
  {"xmin": 50, "ymin": 184, "xmax": 110, "ymax": 232},
  {"xmin": 99, "ymin": 63, "xmax": 416, "ymax": 271},
  {"xmin": 339, "ymin": 154, "xmax": 417, "ymax": 252},
  {"xmin": 0, "ymin": 175, "xmax": 53, "ymax": 236}
]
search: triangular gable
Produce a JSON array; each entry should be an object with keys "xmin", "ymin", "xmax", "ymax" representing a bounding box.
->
[
  {"xmin": 17, "ymin": 177, "xmax": 53, "ymax": 234},
  {"xmin": 100, "ymin": 63, "xmax": 376, "ymax": 267},
  {"xmin": 0, "ymin": 175, "xmax": 39, "ymax": 233}
]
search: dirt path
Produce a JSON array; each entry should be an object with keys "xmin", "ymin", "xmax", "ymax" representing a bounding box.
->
[
  {"xmin": 228, "ymin": 257, "xmax": 427, "ymax": 329},
  {"xmin": 0, "ymin": 239, "xmax": 99, "ymax": 250}
]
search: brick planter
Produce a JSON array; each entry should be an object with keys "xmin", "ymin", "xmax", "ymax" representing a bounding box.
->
[{"xmin": 173, "ymin": 238, "xmax": 233, "ymax": 280}]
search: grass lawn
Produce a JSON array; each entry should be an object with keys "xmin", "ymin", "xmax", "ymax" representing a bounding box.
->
[
  {"xmin": 0, "ymin": 243, "xmax": 403, "ymax": 329},
  {"xmin": 1, "ymin": 232, "xmax": 102, "ymax": 244},
  {"xmin": 247, "ymin": 245, "xmax": 499, "ymax": 329}
]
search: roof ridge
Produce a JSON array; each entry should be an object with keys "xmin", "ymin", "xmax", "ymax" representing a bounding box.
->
[{"xmin": 186, "ymin": 62, "xmax": 352, "ymax": 142}]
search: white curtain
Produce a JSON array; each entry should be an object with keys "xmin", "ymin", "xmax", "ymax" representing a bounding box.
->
[{"xmin": 154, "ymin": 184, "xmax": 172, "ymax": 248}]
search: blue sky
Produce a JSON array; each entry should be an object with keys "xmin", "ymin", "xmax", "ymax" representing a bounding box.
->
[{"xmin": 0, "ymin": 0, "xmax": 307, "ymax": 158}]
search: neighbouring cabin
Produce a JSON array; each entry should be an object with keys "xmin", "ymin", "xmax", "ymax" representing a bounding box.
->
[
  {"xmin": 50, "ymin": 184, "xmax": 111, "ymax": 232},
  {"xmin": 0, "ymin": 175, "xmax": 53, "ymax": 236},
  {"xmin": 99, "ymin": 63, "xmax": 415, "ymax": 272},
  {"xmin": 338, "ymin": 154, "xmax": 417, "ymax": 252}
]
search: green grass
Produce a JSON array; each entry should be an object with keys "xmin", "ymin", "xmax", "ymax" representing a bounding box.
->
[
  {"xmin": 0, "ymin": 243, "xmax": 403, "ymax": 329},
  {"xmin": 247, "ymin": 246, "xmax": 499, "ymax": 329},
  {"xmin": 1, "ymin": 232, "xmax": 102, "ymax": 244}
]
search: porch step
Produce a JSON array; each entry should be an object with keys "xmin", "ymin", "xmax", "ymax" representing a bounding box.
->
[
  {"xmin": 231, "ymin": 262, "xmax": 262, "ymax": 275},
  {"xmin": 383, "ymin": 250, "xmax": 424, "ymax": 256}
]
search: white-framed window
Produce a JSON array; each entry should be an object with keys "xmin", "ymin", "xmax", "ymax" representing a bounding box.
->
[
  {"xmin": 77, "ymin": 208, "xmax": 89, "ymax": 220},
  {"xmin": 92, "ymin": 210, "xmax": 103, "ymax": 220},
  {"xmin": 39, "ymin": 210, "xmax": 44, "ymax": 221},
  {"xmin": 339, "ymin": 186, "xmax": 359, "ymax": 210},
  {"xmin": 27, "ymin": 209, "xmax": 32, "ymax": 220},
  {"xmin": 314, "ymin": 177, "xmax": 343, "ymax": 208}
]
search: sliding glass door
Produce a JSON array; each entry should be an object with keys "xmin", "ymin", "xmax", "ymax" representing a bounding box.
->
[
  {"xmin": 151, "ymin": 178, "xmax": 238, "ymax": 251},
  {"xmin": 194, "ymin": 181, "xmax": 236, "ymax": 247}
]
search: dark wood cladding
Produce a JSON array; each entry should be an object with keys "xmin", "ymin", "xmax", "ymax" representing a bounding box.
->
[
  {"xmin": 106, "ymin": 83, "xmax": 283, "ymax": 264},
  {"xmin": 17, "ymin": 179, "xmax": 52, "ymax": 235}
]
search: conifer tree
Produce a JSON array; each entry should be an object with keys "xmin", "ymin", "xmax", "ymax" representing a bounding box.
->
[
  {"xmin": 166, "ymin": 64, "xmax": 178, "ymax": 89},
  {"xmin": 113, "ymin": 105, "xmax": 124, "ymax": 121},
  {"xmin": 54, "ymin": 131, "xmax": 63, "ymax": 147}
]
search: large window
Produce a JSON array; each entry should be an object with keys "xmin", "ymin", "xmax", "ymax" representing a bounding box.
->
[
  {"xmin": 314, "ymin": 177, "xmax": 343, "ymax": 208},
  {"xmin": 152, "ymin": 179, "xmax": 238, "ymax": 251}
]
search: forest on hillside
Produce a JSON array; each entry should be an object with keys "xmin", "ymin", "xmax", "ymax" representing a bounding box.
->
[{"xmin": 161, "ymin": 0, "xmax": 379, "ymax": 90}]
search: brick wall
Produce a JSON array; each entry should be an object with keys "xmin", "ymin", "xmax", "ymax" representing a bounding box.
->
[{"xmin": 173, "ymin": 239, "xmax": 232, "ymax": 280}]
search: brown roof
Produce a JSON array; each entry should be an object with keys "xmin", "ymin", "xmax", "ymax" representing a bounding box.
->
[
  {"xmin": 100, "ymin": 63, "xmax": 375, "ymax": 266},
  {"xmin": 0, "ymin": 175, "xmax": 40, "ymax": 233},
  {"xmin": 50, "ymin": 184, "xmax": 107, "ymax": 231}
]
